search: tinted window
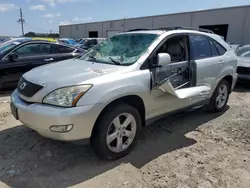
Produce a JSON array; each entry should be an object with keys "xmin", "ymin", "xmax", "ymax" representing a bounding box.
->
[
  {"xmin": 52, "ymin": 44, "xmax": 74, "ymax": 53},
  {"xmin": 190, "ymin": 35, "xmax": 211, "ymax": 59},
  {"xmin": 209, "ymin": 39, "xmax": 219, "ymax": 57},
  {"xmin": 213, "ymin": 40, "xmax": 227, "ymax": 55},
  {"xmin": 14, "ymin": 43, "xmax": 51, "ymax": 56}
]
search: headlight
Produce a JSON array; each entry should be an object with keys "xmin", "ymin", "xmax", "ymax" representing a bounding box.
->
[{"xmin": 43, "ymin": 85, "xmax": 92, "ymax": 107}]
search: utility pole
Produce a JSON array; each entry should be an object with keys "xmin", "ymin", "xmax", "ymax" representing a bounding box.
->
[{"xmin": 17, "ymin": 7, "xmax": 25, "ymax": 36}]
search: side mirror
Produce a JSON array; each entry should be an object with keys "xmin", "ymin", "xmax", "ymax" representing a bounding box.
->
[
  {"xmin": 157, "ymin": 53, "xmax": 171, "ymax": 66},
  {"xmin": 8, "ymin": 53, "xmax": 18, "ymax": 61}
]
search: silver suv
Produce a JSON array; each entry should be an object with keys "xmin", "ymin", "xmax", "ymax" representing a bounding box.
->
[{"xmin": 11, "ymin": 28, "xmax": 238, "ymax": 160}]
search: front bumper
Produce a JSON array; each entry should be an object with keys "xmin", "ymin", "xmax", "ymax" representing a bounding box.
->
[{"xmin": 11, "ymin": 90, "xmax": 103, "ymax": 142}]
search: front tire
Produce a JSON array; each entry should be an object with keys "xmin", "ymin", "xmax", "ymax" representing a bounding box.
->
[
  {"xmin": 91, "ymin": 104, "xmax": 142, "ymax": 160},
  {"xmin": 205, "ymin": 79, "xmax": 230, "ymax": 112}
]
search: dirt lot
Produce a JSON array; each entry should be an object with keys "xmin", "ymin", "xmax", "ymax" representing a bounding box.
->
[{"xmin": 0, "ymin": 85, "xmax": 250, "ymax": 188}]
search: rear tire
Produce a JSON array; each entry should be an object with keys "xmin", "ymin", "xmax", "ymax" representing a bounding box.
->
[
  {"xmin": 91, "ymin": 104, "xmax": 142, "ymax": 160},
  {"xmin": 205, "ymin": 79, "xmax": 230, "ymax": 112}
]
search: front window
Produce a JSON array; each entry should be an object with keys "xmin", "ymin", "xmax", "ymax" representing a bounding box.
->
[
  {"xmin": 14, "ymin": 43, "xmax": 51, "ymax": 56},
  {"xmin": 80, "ymin": 33, "xmax": 158, "ymax": 66}
]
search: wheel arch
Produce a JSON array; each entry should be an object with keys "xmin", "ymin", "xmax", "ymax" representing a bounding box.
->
[
  {"xmin": 222, "ymin": 75, "xmax": 233, "ymax": 93},
  {"xmin": 91, "ymin": 95, "xmax": 146, "ymax": 138}
]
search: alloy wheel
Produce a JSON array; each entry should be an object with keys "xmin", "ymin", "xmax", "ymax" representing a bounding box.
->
[
  {"xmin": 106, "ymin": 113, "xmax": 137, "ymax": 153},
  {"xmin": 216, "ymin": 84, "xmax": 228, "ymax": 109}
]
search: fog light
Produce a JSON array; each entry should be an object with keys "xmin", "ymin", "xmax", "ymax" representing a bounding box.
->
[{"xmin": 49, "ymin": 124, "xmax": 73, "ymax": 133}]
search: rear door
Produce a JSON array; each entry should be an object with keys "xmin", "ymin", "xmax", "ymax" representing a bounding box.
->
[
  {"xmin": 189, "ymin": 34, "xmax": 225, "ymax": 92},
  {"xmin": 51, "ymin": 44, "xmax": 78, "ymax": 62}
]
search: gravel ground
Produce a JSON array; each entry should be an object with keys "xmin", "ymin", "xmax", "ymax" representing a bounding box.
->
[{"xmin": 0, "ymin": 85, "xmax": 249, "ymax": 188}]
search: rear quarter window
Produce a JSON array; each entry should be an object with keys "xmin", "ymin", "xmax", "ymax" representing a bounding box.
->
[{"xmin": 213, "ymin": 40, "xmax": 227, "ymax": 55}]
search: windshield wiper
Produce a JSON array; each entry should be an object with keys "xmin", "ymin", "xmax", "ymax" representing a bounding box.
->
[{"xmin": 109, "ymin": 57, "xmax": 121, "ymax": 65}]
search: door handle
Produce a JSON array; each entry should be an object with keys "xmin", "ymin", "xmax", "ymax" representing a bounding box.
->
[
  {"xmin": 199, "ymin": 91, "xmax": 210, "ymax": 96},
  {"xmin": 44, "ymin": 58, "xmax": 54, "ymax": 62},
  {"xmin": 218, "ymin": 60, "xmax": 224, "ymax": 66}
]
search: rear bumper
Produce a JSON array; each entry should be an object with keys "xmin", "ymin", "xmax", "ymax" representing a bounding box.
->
[{"xmin": 11, "ymin": 89, "xmax": 104, "ymax": 142}]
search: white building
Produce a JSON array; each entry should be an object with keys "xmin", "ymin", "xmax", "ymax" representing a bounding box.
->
[{"xmin": 59, "ymin": 5, "xmax": 250, "ymax": 44}]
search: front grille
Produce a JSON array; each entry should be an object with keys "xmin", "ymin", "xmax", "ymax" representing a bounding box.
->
[
  {"xmin": 18, "ymin": 77, "xmax": 44, "ymax": 97},
  {"xmin": 237, "ymin": 67, "xmax": 250, "ymax": 75}
]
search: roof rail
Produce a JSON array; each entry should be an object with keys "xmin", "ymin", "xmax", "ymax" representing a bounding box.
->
[
  {"xmin": 126, "ymin": 26, "xmax": 214, "ymax": 34},
  {"xmin": 126, "ymin": 28, "xmax": 150, "ymax": 32},
  {"xmin": 173, "ymin": 26, "xmax": 214, "ymax": 33}
]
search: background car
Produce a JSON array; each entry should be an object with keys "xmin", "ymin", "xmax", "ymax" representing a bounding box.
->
[
  {"xmin": 0, "ymin": 39, "xmax": 84, "ymax": 89},
  {"xmin": 58, "ymin": 38, "xmax": 78, "ymax": 46},
  {"xmin": 235, "ymin": 45, "xmax": 250, "ymax": 82},
  {"xmin": 79, "ymin": 38, "xmax": 106, "ymax": 50}
]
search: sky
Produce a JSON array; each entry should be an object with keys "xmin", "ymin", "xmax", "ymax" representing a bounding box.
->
[{"xmin": 0, "ymin": 0, "xmax": 249, "ymax": 36}]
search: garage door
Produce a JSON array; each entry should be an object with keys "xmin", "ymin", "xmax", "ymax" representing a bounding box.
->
[{"xmin": 107, "ymin": 30, "xmax": 118, "ymax": 38}]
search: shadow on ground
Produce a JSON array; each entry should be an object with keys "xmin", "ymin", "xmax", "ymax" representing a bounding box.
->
[{"xmin": 0, "ymin": 107, "xmax": 228, "ymax": 188}]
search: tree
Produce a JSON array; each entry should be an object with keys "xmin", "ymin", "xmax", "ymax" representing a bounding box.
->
[
  {"xmin": 24, "ymin": 32, "xmax": 59, "ymax": 38},
  {"xmin": 24, "ymin": 32, "xmax": 36, "ymax": 37}
]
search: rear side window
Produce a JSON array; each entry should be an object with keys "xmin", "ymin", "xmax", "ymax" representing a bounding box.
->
[
  {"xmin": 190, "ymin": 35, "xmax": 211, "ymax": 59},
  {"xmin": 213, "ymin": 40, "xmax": 227, "ymax": 55},
  {"xmin": 52, "ymin": 44, "xmax": 75, "ymax": 53}
]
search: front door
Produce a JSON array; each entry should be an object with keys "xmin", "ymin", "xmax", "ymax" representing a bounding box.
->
[{"xmin": 146, "ymin": 34, "xmax": 211, "ymax": 119}]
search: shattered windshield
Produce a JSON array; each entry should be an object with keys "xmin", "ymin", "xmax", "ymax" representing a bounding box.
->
[{"xmin": 80, "ymin": 33, "xmax": 158, "ymax": 66}]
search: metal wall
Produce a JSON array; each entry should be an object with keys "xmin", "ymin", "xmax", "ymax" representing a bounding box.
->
[{"xmin": 59, "ymin": 5, "xmax": 250, "ymax": 44}]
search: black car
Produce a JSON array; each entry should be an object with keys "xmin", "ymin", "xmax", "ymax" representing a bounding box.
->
[{"xmin": 0, "ymin": 40, "xmax": 84, "ymax": 89}]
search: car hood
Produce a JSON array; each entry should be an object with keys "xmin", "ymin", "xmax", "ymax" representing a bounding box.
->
[
  {"xmin": 23, "ymin": 59, "xmax": 125, "ymax": 86},
  {"xmin": 238, "ymin": 57, "xmax": 250, "ymax": 67}
]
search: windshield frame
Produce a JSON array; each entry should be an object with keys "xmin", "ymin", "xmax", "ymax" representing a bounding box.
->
[{"xmin": 79, "ymin": 33, "xmax": 159, "ymax": 66}]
